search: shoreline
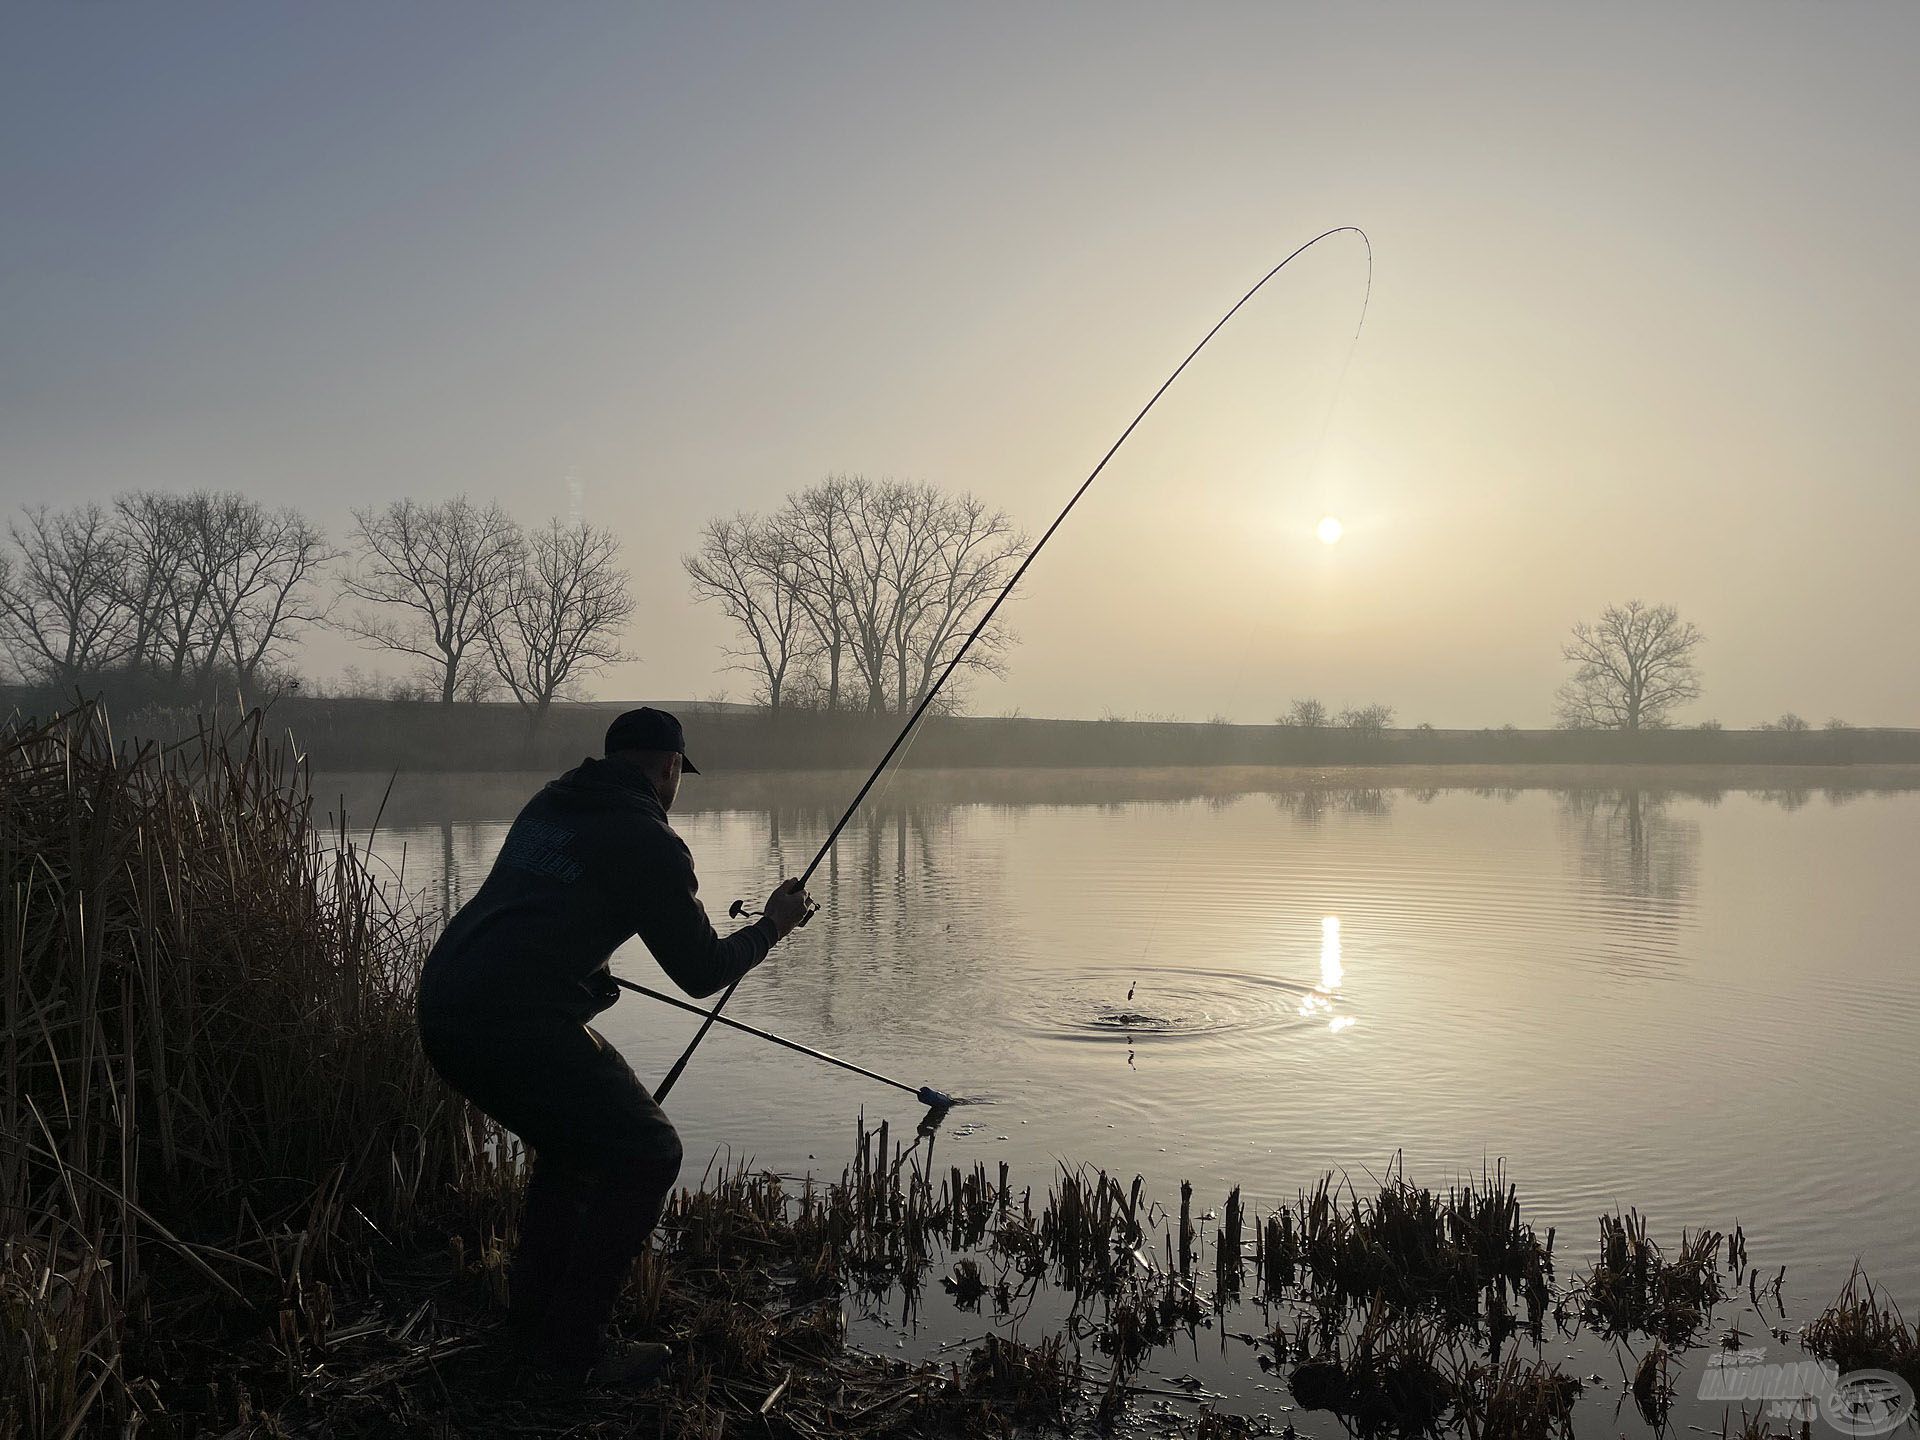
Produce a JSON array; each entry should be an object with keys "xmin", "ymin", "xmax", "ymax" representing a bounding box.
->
[
  {"xmin": 10, "ymin": 686, "xmax": 1919, "ymax": 775},
  {"xmin": 310, "ymin": 759, "xmax": 1920, "ymax": 827}
]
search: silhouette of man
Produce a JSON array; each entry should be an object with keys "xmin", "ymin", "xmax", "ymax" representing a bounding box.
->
[{"xmin": 416, "ymin": 706, "xmax": 810, "ymax": 1386}]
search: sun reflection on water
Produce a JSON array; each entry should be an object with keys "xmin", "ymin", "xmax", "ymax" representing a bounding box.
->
[{"xmin": 1300, "ymin": 914, "xmax": 1355, "ymax": 1033}]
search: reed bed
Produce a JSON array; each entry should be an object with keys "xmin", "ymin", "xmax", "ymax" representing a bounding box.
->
[
  {"xmin": 1, "ymin": 704, "xmax": 508, "ymax": 1438},
  {"xmin": 1253, "ymin": 1158, "xmax": 1555, "ymax": 1334}
]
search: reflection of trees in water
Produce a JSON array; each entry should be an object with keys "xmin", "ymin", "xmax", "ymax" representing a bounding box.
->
[
  {"xmin": 1556, "ymin": 789, "xmax": 1700, "ymax": 973},
  {"xmin": 1748, "ymin": 787, "xmax": 1872, "ymax": 812},
  {"xmin": 363, "ymin": 820, "xmax": 505, "ymax": 923},
  {"xmin": 1270, "ymin": 787, "xmax": 1394, "ymax": 823},
  {"xmin": 747, "ymin": 798, "xmax": 1011, "ymax": 1047},
  {"xmin": 441, "ymin": 822, "xmax": 457, "ymax": 917}
]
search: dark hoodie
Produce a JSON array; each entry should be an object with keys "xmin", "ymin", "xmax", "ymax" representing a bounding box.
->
[{"xmin": 418, "ymin": 756, "xmax": 777, "ymax": 1026}]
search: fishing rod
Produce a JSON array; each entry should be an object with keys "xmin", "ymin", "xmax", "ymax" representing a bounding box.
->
[
  {"xmin": 614, "ymin": 975, "xmax": 952, "ymax": 1108},
  {"xmin": 654, "ymin": 226, "xmax": 1373, "ymax": 1103}
]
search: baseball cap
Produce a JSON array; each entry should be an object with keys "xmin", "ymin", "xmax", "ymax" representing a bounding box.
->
[{"xmin": 604, "ymin": 706, "xmax": 700, "ymax": 773}]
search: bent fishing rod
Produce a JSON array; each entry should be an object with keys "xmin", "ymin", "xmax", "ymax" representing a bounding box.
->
[{"xmin": 643, "ymin": 225, "xmax": 1373, "ymax": 1104}]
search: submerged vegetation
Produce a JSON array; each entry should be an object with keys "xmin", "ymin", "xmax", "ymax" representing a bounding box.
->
[{"xmin": 0, "ymin": 706, "xmax": 1908, "ymax": 1438}]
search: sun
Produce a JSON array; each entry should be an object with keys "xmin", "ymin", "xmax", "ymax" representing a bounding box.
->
[{"xmin": 1316, "ymin": 515, "xmax": 1344, "ymax": 545}]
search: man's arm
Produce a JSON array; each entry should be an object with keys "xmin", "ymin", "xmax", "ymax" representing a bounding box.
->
[{"xmin": 632, "ymin": 837, "xmax": 779, "ymax": 999}]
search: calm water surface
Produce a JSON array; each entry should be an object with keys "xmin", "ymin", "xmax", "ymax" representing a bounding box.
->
[{"xmin": 324, "ymin": 767, "xmax": 1920, "ymax": 1432}]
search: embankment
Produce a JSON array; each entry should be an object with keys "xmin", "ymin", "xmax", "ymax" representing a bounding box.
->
[{"xmin": 10, "ymin": 686, "xmax": 1917, "ymax": 773}]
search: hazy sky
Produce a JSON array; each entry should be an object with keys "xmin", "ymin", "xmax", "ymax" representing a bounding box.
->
[{"xmin": 4, "ymin": 3, "xmax": 1915, "ymax": 726}]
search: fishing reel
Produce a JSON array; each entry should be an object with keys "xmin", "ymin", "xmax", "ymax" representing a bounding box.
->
[{"xmin": 729, "ymin": 896, "xmax": 819, "ymax": 926}]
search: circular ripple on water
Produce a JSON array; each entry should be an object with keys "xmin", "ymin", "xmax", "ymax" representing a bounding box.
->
[{"xmin": 1017, "ymin": 966, "xmax": 1338, "ymax": 1045}]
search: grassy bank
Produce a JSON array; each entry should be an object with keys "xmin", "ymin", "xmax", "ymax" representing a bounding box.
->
[
  {"xmin": 4, "ymin": 707, "xmax": 1914, "ymax": 1439},
  {"xmin": 8, "ymin": 685, "xmax": 1919, "ymax": 774}
]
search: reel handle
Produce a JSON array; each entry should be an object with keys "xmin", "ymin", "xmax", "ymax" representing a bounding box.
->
[{"xmin": 729, "ymin": 895, "xmax": 820, "ymax": 926}]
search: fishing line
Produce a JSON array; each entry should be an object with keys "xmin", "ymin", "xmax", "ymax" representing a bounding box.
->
[{"xmin": 648, "ymin": 226, "xmax": 1374, "ymax": 1103}]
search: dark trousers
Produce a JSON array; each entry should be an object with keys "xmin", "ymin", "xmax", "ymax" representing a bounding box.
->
[{"xmin": 419, "ymin": 1017, "xmax": 683, "ymax": 1366}]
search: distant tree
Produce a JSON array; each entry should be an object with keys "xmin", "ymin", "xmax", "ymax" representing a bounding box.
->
[
  {"xmin": 342, "ymin": 497, "xmax": 522, "ymax": 705},
  {"xmin": 1555, "ymin": 600, "xmax": 1702, "ymax": 731},
  {"xmin": 685, "ymin": 514, "xmax": 811, "ymax": 712},
  {"xmin": 0, "ymin": 504, "xmax": 131, "ymax": 685},
  {"xmin": 1695, "ymin": 719, "xmax": 1723, "ymax": 731},
  {"xmin": 1824, "ymin": 717, "xmax": 1853, "ymax": 731},
  {"xmin": 1761, "ymin": 713, "xmax": 1810, "ymax": 733},
  {"xmin": 779, "ymin": 478, "xmax": 855, "ymax": 712},
  {"xmin": 1281, "ymin": 697, "xmax": 1329, "ymax": 728},
  {"xmin": 693, "ymin": 476, "xmax": 1024, "ymax": 716},
  {"xmin": 84, "ymin": 492, "xmax": 335, "ymax": 694},
  {"xmin": 485, "ymin": 519, "xmax": 634, "ymax": 719},
  {"xmin": 111, "ymin": 490, "xmax": 194, "ymax": 680},
  {"xmin": 1339, "ymin": 703, "xmax": 1396, "ymax": 740},
  {"xmin": 831, "ymin": 479, "xmax": 1023, "ymax": 714},
  {"xmin": 197, "ymin": 496, "xmax": 334, "ymax": 690},
  {"xmin": 892, "ymin": 486, "xmax": 1023, "ymax": 713}
]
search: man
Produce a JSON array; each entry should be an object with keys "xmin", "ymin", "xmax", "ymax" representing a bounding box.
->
[{"xmin": 417, "ymin": 706, "xmax": 811, "ymax": 1386}]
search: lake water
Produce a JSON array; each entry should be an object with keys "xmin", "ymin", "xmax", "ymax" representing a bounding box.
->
[{"xmin": 322, "ymin": 765, "xmax": 1920, "ymax": 1433}]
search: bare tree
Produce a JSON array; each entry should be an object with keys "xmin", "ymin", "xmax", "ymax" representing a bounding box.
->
[
  {"xmin": 894, "ymin": 488, "xmax": 1023, "ymax": 711},
  {"xmin": 779, "ymin": 478, "xmax": 854, "ymax": 711},
  {"xmin": 198, "ymin": 497, "xmax": 335, "ymax": 689},
  {"xmin": 131, "ymin": 493, "xmax": 227, "ymax": 687},
  {"xmin": 1339, "ymin": 702, "xmax": 1396, "ymax": 739},
  {"xmin": 826, "ymin": 478, "xmax": 1022, "ymax": 714},
  {"xmin": 484, "ymin": 519, "xmax": 635, "ymax": 718},
  {"xmin": 111, "ymin": 490, "xmax": 194, "ymax": 679},
  {"xmin": 691, "ymin": 477, "xmax": 1023, "ymax": 716},
  {"xmin": 684, "ymin": 514, "xmax": 810, "ymax": 711},
  {"xmin": 0, "ymin": 504, "xmax": 131, "ymax": 685},
  {"xmin": 1281, "ymin": 697, "xmax": 1329, "ymax": 727},
  {"xmin": 1555, "ymin": 600, "xmax": 1703, "ymax": 731},
  {"xmin": 102, "ymin": 492, "xmax": 332, "ymax": 693},
  {"xmin": 342, "ymin": 497, "xmax": 522, "ymax": 704},
  {"xmin": 831, "ymin": 479, "xmax": 916, "ymax": 714}
]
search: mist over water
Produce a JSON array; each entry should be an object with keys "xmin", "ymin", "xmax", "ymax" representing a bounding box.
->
[{"xmin": 339, "ymin": 767, "xmax": 1920, "ymax": 1427}]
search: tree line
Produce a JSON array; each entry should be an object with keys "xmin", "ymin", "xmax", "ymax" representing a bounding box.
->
[
  {"xmin": 1, "ymin": 488, "xmax": 1860, "ymax": 733},
  {"xmin": 0, "ymin": 493, "xmax": 631, "ymax": 716}
]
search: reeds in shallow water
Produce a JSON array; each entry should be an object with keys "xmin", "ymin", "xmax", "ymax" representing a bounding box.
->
[
  {"xmin": 1804, "ymin": 1265, "xmax": 1920, "ymax": 1392},
  {"xmin": 1578, "ymin": 1208, "xmax": 1729, "ymax": 1346}
]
